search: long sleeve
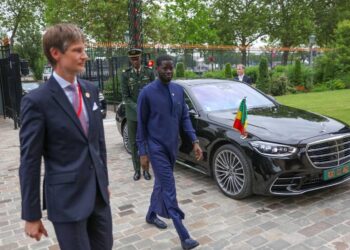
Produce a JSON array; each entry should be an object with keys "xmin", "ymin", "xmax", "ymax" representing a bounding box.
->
[
  {"xmin": 121, "ymin": 71, "xmax": 137, "ymax": 112},
  {"xmin": 136, "ymin": 89, "xmax": 149, "ymax": 156},
  {"xmin": 19, "ymin": 96, "xmax": 45, "ymax": 221},
  {"xmin": 181, "ymin": 92, "xmax": 197, "ymax": 143}
]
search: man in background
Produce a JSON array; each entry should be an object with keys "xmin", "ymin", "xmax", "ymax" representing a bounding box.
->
[
  {"xmin": 121, "ymin": 48, "xmax": 155, "ymax": 181},
  {"xmin": 234, "ymin": 63, "xmax": 252, "ymax": 85}
]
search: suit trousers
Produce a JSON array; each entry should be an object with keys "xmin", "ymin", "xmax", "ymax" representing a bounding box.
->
[
  {"xmin": 127, "ymin": 119, "xmax": 141, "ymax": 172},
  {"xmin": 53, "ymin": 188, "xmax": 113, "ymax": 250}
]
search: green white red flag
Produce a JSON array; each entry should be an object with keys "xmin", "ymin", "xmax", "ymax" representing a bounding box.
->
[{"xmin": 233, "ymin": 98, "xmax": 248, "ymax": 137}]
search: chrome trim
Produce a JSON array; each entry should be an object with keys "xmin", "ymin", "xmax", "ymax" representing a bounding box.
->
[
  {"xmin": 306, "ymin": 134, "xmax": 350, "ymax": 169},
  {"xmin": 176, "ymin": 160, "xmax": 207, "ymax": 175},
  {"xmin": 269, "ymin": 174, "xmax": 350, "ymax": 195}
]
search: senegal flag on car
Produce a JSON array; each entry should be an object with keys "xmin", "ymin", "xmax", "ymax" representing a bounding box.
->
[{"xmin": 233, "ymin": 98, "xmax": 248, "ymax": 137}]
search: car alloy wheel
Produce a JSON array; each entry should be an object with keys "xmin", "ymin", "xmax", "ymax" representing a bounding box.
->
[
  {"xmin": 123, "ymin": 123, "xmax": 131, "ymax": 154},
  {"xmin": 213, "ymin": 144, "xmax": 252, "ymax": 199}
]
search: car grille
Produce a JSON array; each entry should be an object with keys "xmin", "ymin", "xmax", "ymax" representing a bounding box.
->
[
  {"xmin": 306, "ymin": 134, "xmax": 350, "ymax": 169},
  {"xmin": 270, "ymin": 172, "xmax": 350, "ymax": 195}
]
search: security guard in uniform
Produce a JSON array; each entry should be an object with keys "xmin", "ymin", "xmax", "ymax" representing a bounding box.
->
[{"xmin": 121, "ymin": 48, "xmax": 155, "ymax": 181}]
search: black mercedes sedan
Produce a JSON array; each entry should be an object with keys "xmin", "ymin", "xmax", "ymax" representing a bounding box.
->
[{"xmin": 116, "ymin": 79, "xmax": 350, "ymax": 199}]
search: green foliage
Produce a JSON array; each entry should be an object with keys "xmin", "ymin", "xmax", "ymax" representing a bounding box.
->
[
  {"xmin": 334, "ymin": 20, "xmax": 350, "ymax": 74},
  {"xmin": 103, "ymin": 78, "xmax": 122, "ymax": 102},
  {"xmin": 267, "ymin": 0, "xmax": 314, "ymax": 65},
  {"xmin": 203, "ymin": 70, "xmax": 226, "ymax": 79},
  {"xmin": 312, "ymin": 83, "xmax": 330, "ymax": 92},
  {"xmin": 0, "ymin": 0, "xmax": 43, "ymax": 46},
  {"xmin": 184, "ymin": 70, "xmax": 198, "ymax": 78},
  {"xmin": 339, "ymin": 73, "xmax": 350, "ymax": 89},
  {"xmin": 45, "ymin": 0, "xmax": 128, "ymax": 44},
  {"xmin": 13, "ymin": 23, "xmax": 45, "ymax": 80},
  {"xmin": 224, "ymin": 63, "xmax": 232, "ymax": 78},
  {"xmin": 293, "ymin": 59, "xmax": 302, "ymax": 86},
  {"xmin": 270, "ymin": 74, "xmax": 288, "ymax": 96},
  {"xmin": 163, "ymin": 0, "xmax": 218, "ymax": 45},
  {"xmin": 326, "ymin": 79, "xmax": 346, "ymax": 90},
  {"xmin": 176, "ymin": 62, "xmax": 185, "ymax": 78},
  {"xmin": 245, "ymin": 66, "xmax": 259, "ymax": 83},
  {"xmin": 256, "ymin": 57, "xmax": 270, "ymax": 93},
  {"xmin": 214, "ymin": 0, "xmax": 269, "ymax": 65}
]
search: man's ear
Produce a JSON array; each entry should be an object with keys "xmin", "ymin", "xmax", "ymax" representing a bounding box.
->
[{"xmin": 50, "ymin": 47, "xmax": 61, "ymax": 63}]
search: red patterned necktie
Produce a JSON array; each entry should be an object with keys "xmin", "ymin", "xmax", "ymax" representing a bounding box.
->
[{"xmin": 68, "ymin": 84, "xmax": 88, "ymax": 135}]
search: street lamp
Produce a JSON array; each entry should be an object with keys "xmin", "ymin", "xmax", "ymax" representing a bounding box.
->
[{"xmin": 309, "ymin": 34, "xmax": 316, "ymax": 66}]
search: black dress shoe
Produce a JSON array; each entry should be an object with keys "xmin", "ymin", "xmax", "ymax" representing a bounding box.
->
[
  {"xmin": 143, "ymin": 170, "xmax": 151, "ymax": 180},
  {"xmin": 133, "ymin": 171, "xmax": 141, "ymax": 181},
  {"xmin": 146, "ymin": 217, "xmax": 167, "ymax": 229},
  {"xmin": 181, "ymin": 238, "xmax": 199, "ymax": 250}
]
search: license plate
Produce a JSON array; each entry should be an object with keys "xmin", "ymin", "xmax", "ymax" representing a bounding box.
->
[{"xmin": 323, "ymin": 164, "xmax": 350, "ymax": 181}]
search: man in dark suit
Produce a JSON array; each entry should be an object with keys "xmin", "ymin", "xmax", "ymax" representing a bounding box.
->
[
  {"xmin": 19, "ymin": 23, "xmax": 113, "ymax": 250},
  {"xmin": 234, "ymin": 64, "xmax": 252, "ymax": 85}
]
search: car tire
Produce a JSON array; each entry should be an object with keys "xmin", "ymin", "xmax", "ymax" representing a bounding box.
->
[
  {"xmin": 212, "ymin": 144, "xmax": 252, "ymax": 199},
  {"xmin": 122, "ymin": 122, "xmax": 131, "ymax": 154}
]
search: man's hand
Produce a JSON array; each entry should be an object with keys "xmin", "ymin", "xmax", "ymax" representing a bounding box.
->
[
  {"xmin": 140, "ymin": 155, "xmax": 149, "ymax": 169},
  {"xmin": 25, "ymin": 220, "xmax": 48, "ymax": 241},
  {"xmin": 193, "ymin": 143, "xmax": 203, "ymax": 161}
]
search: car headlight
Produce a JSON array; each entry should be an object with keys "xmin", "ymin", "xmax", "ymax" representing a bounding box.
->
[{"xmin": 249, "ymin": 141, "xmax": 297, "ymax": 157}]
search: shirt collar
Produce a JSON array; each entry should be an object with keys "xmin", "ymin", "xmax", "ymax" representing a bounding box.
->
[{"xmin": 53, "ymin": 71, "xmax": 78, "ymax": 89}]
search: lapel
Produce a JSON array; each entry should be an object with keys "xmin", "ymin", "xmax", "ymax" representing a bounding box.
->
[
  {"xmin": 48, "ymin": 76, "xmax": 87, "ymax": 140},
  {"xmin": 78, "ymin": 79, "xmax": 95, "ymax": 138}
]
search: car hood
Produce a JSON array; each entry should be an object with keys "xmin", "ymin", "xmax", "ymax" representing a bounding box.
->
[{"xmin": 207, "ymin": 105, "xmax": 348, "ymax": 145}]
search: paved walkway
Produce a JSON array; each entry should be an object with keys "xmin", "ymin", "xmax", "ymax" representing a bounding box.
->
[{"xmin": 1, "ymin": 115, "xmax": 350, "ymax": 250}]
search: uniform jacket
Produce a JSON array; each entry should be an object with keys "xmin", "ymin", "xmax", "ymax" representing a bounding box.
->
[
  {"xmin": 121, "ymin": 66, "xmax": 155, "ymax": 121},
  {"xmin": 19, "ymin": 76, "xmax": 109, "ymax": 223}
]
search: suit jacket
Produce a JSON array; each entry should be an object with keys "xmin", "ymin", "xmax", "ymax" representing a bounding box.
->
[
  {"xmin": 19, "ymin": 76, "xmax": 109, "ymax": 223},
  {"xmin": 234, "ymin": 75, "xmax": 252, "ymax": 85}
]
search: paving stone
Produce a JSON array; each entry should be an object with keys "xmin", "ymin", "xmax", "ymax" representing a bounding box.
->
[
  {"xmin": 267, "ymin": 239, "xmax": 291, "ymax": 250},
  {"xmin": 246, "ymin": 235, "xmax": 268, "ymax": 247},
  {"xmin": 1, "ymin": 116, "xmax": 350, "ymax": 249}
]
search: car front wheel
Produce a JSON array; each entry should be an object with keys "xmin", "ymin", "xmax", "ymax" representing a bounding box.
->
[
  {"xmin": 122, "ymin": 122, "xmax": 131, "ymax": 154},
  {"xmin": 213, "ymin": 144, "xmax": 252, "ymax": 199}
]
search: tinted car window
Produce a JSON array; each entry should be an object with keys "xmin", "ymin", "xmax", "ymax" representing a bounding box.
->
[
  {"xmin": 190, "ymin": 82, "xmax": 275, "ymax": 112},
  {"xmin": 184, "ymin": 92, "xmax": 195, "ymax": 111}
]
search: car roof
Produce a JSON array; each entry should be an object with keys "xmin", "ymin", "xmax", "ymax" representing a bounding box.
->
[{"xmin": 175, "ymin": 79, "xmax": 239, "ymax": 88}]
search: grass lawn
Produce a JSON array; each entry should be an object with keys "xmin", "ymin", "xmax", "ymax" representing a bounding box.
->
[{"xmin": 276, "ymin": 89, "xmax": 350, "ymax": 125}]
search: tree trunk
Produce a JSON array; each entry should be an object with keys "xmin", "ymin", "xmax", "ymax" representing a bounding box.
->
[
  {"xmin": 282, "ymin": 50, "xmax": 289, "ymax": 65},
  {"xmin": 240, "ymin": 48, "xmax": 247, "ymax": 66}
]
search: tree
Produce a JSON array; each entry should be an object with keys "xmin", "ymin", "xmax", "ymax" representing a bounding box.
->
[
  {"xmin": 311, "ymin": 0, "xmax": 350, "ymax": 46},
  {"xmin": 224, "ymin": 63, "xmax": 232, "ymax": 78},
  {"xmin": 334, "ymin": 20, "xmax": 350, "ymax": 74},
  {"xmin": 265, "ymin": 0, "xmax": 314, "ymax": 65},
  {"xmin": 14, "ymin": 22, "xmax": 45, "ymax": 80},
  {"xmin": 44, "ymin": 0, "xmax": 128, "ymax": 44},
  {"xmin": 0, "ymin": 0, "xmax": 43, "ymax": 49},
  {"xmin": 256, "ymin": 57, "xmax": 270, "ymax": 93},
  {"xmin": 214, "ymin": 0, "xmax": 269, "ymax": 65},
  {"xmin": 176, "ymin": 62, "xmax": 185, "ymax": 78}
]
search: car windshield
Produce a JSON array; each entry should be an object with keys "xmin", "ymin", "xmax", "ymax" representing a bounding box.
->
[{"xmin": 190, "ymin": 81, "xmax": 275, "ymax": 112}]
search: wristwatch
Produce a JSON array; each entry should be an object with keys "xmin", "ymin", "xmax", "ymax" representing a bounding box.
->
[{"xmin": 192, "ymin": 139, "xmax": 199, "ymax": 145}]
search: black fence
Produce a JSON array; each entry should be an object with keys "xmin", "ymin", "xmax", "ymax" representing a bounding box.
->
[
  {"xmin": 80, "ymin": 45, "xmax": 321, "ymax": 111},
  {"xmin": 0, "ymin": 45, "xmax": 23, "ymax": 129}
]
